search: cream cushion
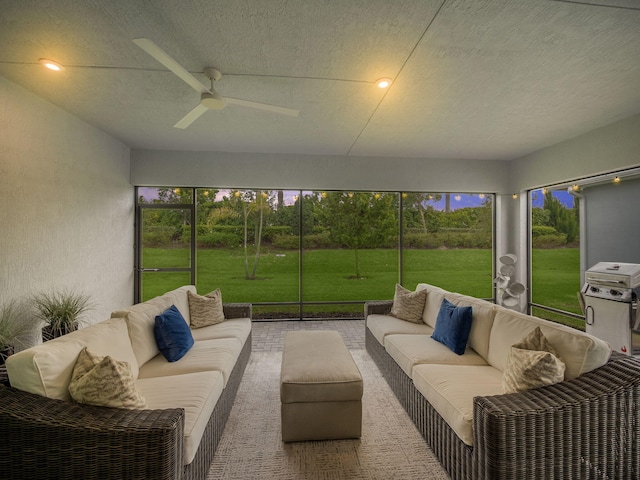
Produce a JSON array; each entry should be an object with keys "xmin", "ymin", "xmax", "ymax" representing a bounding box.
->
[
  {"xmin": 416, "ymin": 283, "xmax": 448, "ymax": 328},
  {"xmin": 137, "ymin": 371, "xmax": 224, "ymax": 465},
  {"xmin": 412, "ymin": 364, "xmax": 504, "ymax": 446},
  {"xmin": 280, "ymin": 331, "xmax": 362, "ymax": 404},
  {"xmin": 488, "ymin": 307, "xmax": 611, "ymax": 379},
  {"xmin": 6, "ymin": 317, "xmax": 138, "ymax": 401},
  {"xmin": 111, "ymin": 286, "xmax": 196, "ymax": 367},
  {"xmin": 367, "ymin": 314, "xmax": 433, "ymax": 346},
  {"xmin": 138, "ymin": 337, "xmax": 242, "ymax": 386},
  {"xmin": 162, "ymin": 286, "xmax": 195, "ymax": 325},
  {"xmin": 384, "ymin": 334, "xmax": 488, "ymax": 377},
  {"xmin": 190, "ymin": 317, "xmax": 252, "ymax": 346},
  {"xmin": 445, "ymin": 294, "xmax": 496, "ymax": 361},
  {"xmin": 69, "ymin": 348, "xmax": 146, "ymax": 409}
]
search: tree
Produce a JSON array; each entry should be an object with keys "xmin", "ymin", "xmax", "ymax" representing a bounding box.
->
[
  {"xmin": 543, "ymin": 191, "xmax": 579, "ymax": 244},
  {"xmin": 403, "ymin": 192, "xmax": 442, "ymax": 233},
  {"xmin": 228, "ymin": 190, "xmax": 274, "ymax": 280},
  {"xmin": 321, "ymin": 191, "xmax": 397, "ymax": 278}
]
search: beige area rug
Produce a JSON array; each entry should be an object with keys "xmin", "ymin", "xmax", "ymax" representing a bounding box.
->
[{"xmin": 207, "ymin": 350, "xmax": 450, "ymax": 479}]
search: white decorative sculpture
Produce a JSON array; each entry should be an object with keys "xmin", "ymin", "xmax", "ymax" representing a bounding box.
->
[{"xmin": 495, "ymin": 254, "xmax": 526, "ymax": 312}]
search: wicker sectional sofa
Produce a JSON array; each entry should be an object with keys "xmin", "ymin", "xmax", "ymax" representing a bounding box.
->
[
  {"xmin": 0, "ymin": 285, "xmax": 251, "ymax": 480},
  {"xmin": 366, "ymin": 282, "xmax": 640, "ymax": 480}
]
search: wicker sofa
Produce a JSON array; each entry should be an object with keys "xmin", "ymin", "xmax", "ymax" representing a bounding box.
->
[
  {"xmin": 0, "ymin": 285, "xmax": 251, "ymax": 480},
  {"xmin": 366, "ymin": 283, "xmax": 640, "ymax": 480}
]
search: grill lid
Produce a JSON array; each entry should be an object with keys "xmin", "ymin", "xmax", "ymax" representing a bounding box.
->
[{"xmin": 585, "ymin": 262, "xmax": 640, "ymax": 289}]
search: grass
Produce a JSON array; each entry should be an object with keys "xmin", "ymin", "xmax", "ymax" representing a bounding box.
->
[
  {"xmin": 142, "ymin": 248, "xmax": 493, "ymax": 303},
  {"xmin": 142, "ymin": 247, "xmax": 583, "ymax": 324},
  {"xmin": 531, "ymin": 248, "xmax": 581, "ymax": 314}
]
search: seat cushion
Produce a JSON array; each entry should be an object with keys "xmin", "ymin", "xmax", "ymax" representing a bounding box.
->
[
  {"xmin": 190, "ymin": 317, "xmax": 251, "ymax": 347},
  {"xmin": 367, "ymin": 314, "xmax": 433, "ymax": 346},
  {"xmin": 6, "ymin": 317, "xmax": 138, "ymax": 401},
  {"xmin": 385, "ymin": 334, "xmax": 488, "ymax": 377},
  {"xmin": 138, "ymin": 337, "xmax": 242, "ymax": 386},
  {"xmin": 412, "ymin": 364, "xmax": 504, "ymax": 446},
  {"xmin": 137, "ymin": 371, "xmax": 224, "ymax": 465}
]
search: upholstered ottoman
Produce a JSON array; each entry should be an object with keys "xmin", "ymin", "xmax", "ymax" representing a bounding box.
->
[{"xmin": 280, "ymin": 330, "xmax": 363, "ymax": 442}]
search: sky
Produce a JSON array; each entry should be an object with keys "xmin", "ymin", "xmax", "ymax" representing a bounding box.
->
[
  {"xmin": 140, "ymin": 186, "xmax": 575, "ymax": 210},
  {"xmin": 530, "ymin": 188, "xmax": 575, "ymax": 208}
]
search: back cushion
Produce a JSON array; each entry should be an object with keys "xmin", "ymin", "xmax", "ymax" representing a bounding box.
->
[
  {"xmin": 111, "ymin": 285, "xmax": 196, "ymax": 366},
  {"xmin": 112, "ymin": 296, "xmax": 171, "ymax": 367},
  {"xmin": 445, "ymin": 294, "xmax": 496, "ymax": 361},
  {"xmin": 487, "ymin": 308, "xmax": 611, "ymax": 379},
  {"xmin": 416, "ymin": 283, "xmax": 447, "ymax": 328},
  {"xmin": 6, "ymin": 317, "xmax": 138, "ymax": 401}
]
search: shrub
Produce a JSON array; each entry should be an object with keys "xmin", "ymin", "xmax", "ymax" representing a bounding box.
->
[
  {"xmin": 531, "ymin": 225, "xmax": 558, "ymax": 237},
  {"xmin": 142, "ymin": 227, "xmax": 175, "ymax": 247},
  {"xmin": 198, "ymin": 231, "xmax": 242, "ymax": 248},
  {"xmin": 532, "ymin": 233, "xmax": 567, "ymax": 248},
  {"xmin": 272, "ymin": 234, "xmax": 299, "ymax": 250}
]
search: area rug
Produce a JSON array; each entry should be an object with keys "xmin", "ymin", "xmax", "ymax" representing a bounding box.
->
[{"xmin": 207, "ymin": 350, "xmax": 449, "ymax": 479}]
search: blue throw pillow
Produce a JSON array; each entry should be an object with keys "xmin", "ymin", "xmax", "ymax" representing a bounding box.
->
[
  {"xmin": 431, "ymin": 299, "xmax": 473, "ymax": 355},
  {"xmin": 154, "ymin": 305, "xmax": 194, "ymax": 362}
]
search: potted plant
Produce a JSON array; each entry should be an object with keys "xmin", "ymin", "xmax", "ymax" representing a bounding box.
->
[
  {"xmin": 0, "ymin": 300, "xmax": 34, "ymax": 365},
  {"xmin": 31, "ymin": 289, "xmax": 93, "ymax": 341}
]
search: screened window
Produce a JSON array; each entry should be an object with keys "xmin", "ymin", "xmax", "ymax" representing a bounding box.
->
[{"xmin": 136, "ymin": 187, "xmax": 495, "ymax": 318}]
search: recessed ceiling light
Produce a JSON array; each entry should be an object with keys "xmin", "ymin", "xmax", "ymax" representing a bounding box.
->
[
  {"xmin": 39, "ymin": 58, "xmax": 64, "ymax": 71},
  {"xmin": 376, "ymin": 78, "xmax": 392, "ymax": 89}
]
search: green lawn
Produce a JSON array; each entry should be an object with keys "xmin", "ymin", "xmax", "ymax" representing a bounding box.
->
[
  {"xmin": 142, "ymin": 247, "xmax": 582, "ymax": 324},
  {"xmin": 142, "ymin": 248, "xmax": 493, "ymax": 304},
  {"xmin": 531, "ymin": 248, "xmax": 581, "ymax": 314}
]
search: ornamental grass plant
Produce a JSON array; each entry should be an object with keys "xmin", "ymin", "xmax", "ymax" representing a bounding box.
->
[
  {"xmin": 0, "ymin": 300, "xmax": 35, "ymax": 363},
  {"xmin": 31, "ymin": 289, "xmax": 93, "ymax": 341}
]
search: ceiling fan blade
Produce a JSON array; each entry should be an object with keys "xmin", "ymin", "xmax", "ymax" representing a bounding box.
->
[
  {"xmin": 133, "ymin": 38, "xmax": 210, "ymax": 94},
  {"xmin": 225, "ymin": 97, "xmax": 299, "ymax": 117},
  {"xmin": 174, "ymin": 104, "xmax": 208, "ymax": 129}
]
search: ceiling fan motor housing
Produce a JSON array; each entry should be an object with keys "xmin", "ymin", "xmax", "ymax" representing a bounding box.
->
[{"xmin": 201, "ymin": 91, "xmax": 225, "ymax": 110}]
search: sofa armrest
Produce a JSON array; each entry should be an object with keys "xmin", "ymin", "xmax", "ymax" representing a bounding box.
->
[
  {"xmin": 223, "ymin": 302, "xmax": 252, "ymax": 319},
  {"xmin": 365, "ymin": 300, "xmax": 393, "ymax": 317},
  {"xmin": 0, "ymin": 387, "xmax": 185, "ymax": 480},
  {"xmin": 473, "ymin": 352, "xmax": 640, "ymax": 479}
]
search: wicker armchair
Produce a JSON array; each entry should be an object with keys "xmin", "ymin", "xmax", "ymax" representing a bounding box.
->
[
  {"xmin": 365, "ymin": 300, "xmax": 640, "ymax": 480},
  {"xmin": 0, "ymin": 304, "xmax": 252, "ymax": 480}
]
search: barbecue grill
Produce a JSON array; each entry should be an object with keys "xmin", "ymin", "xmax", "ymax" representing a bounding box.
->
[{"xmin": 581, "ymin": 262, "xmax": 640, "ymax": 355}]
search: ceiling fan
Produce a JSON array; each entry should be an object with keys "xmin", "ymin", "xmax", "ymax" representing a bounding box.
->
[{"xmin": 133, "ymin": 38, "xmax": 299, "ymax": 129}]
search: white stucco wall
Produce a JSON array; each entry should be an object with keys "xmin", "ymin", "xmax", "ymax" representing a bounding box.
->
[
  {"xmin": 130, "ymin": 150, "xmax": 511, "ymax": 194},
  {"xmin": 0, "ymin": 76, "xmax": 134, "ymax": 334},
  {"xmin": 510, "ymin": 114, "xmax": 640, "ymax": 192}
]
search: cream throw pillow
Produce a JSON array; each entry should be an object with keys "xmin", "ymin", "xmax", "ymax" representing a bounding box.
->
[
  {"xmin": 188, "ymin": 289, "xmax": 225, "ymax": 328},
  {"xmin": 502, "ymin": 327, "xmax": 566, "ymax": 393},
  {"xmin": 390, "ymin": 284, "xmax": 427, "ymax": 324},
  {"xmin": 68, "ymin": 347, "xmax": 146, "ymax": 409}
]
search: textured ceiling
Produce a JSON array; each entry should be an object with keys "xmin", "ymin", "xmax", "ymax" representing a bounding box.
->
[{"xmin": 1, "ymin": 0, "xmax": 639, "ymax": 160}]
